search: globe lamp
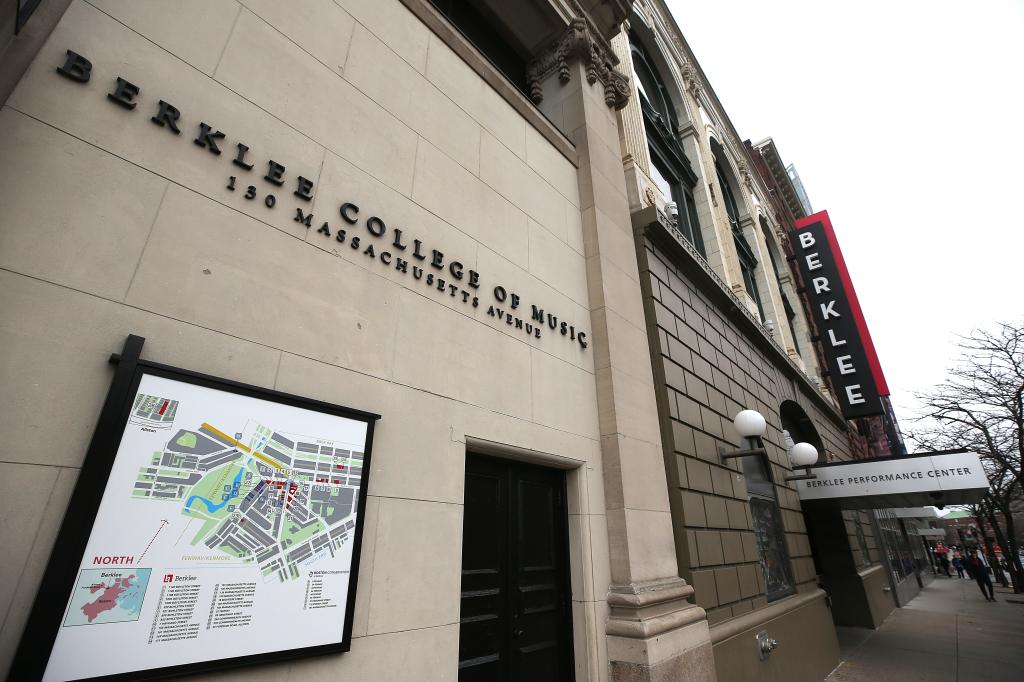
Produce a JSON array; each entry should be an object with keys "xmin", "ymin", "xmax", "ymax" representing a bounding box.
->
[
  {"xmin": 733, "ymin": 410, "xmax": 767, "ymax": 439},
  {"xmin": 789, "ymin": 442, "xmax": 819, "ymax": 468}
]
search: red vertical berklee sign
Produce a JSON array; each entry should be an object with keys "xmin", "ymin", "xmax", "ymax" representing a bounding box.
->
[{"xmin": 792, "ymin": 211, "xmax": 888, "ymax": 419}]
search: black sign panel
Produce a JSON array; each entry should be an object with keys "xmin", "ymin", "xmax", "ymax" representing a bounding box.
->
[{"xmin": 792, "ymin": 213, "xmax": 885, "ymax": 419}]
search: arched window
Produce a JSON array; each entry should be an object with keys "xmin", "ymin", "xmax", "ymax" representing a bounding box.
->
[
  {"xmin": 630, "ymin": 36, "xmax": 704, "ymax": 257},
  {"xmin": 779, "ymin": 400, "xmax": 825, "ymax": 453},
  {"xmin": 716, "ymin": 158, "xmax": 764, "ymax": 321}
]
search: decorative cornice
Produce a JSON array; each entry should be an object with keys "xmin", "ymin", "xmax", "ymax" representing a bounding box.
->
[
  {"xmin": 527, "ymin": 17, "xmax": 631, "ymax": 111},
  {"xmin": 652, "ymin": 1, "xmax": 705, "ymax": 103},
  {"xmin": 570, "ymin": 0, "xmax": 633, "ymax": 43}
]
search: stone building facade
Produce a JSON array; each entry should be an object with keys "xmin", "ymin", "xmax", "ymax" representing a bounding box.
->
[
  {"xmin": 0, "ymin": 1, "xmax": 896, "ymax": 680},
  {"xmin": 617, "ymin": 2, "xmax": 893, "ymax": 677}
]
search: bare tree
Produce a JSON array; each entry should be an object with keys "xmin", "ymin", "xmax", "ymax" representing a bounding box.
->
[{"xmin": 911, "ymin": 321, "xmax": 1024, "ymax": 593}]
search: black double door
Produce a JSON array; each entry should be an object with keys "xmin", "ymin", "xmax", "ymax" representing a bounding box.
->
[{"xmin": 458, "ymin": 454, "xmax": 575, "ymax": 681}]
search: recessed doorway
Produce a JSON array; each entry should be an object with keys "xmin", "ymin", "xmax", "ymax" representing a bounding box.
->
[{"xmin": 458, "ymin": 453, "xmax": 575, "ymax": 681}]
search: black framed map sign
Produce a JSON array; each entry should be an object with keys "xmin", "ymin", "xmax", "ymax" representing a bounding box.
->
[{"xmin": 10, "ymin": 335, "xmax": 380, "ymax": 681}]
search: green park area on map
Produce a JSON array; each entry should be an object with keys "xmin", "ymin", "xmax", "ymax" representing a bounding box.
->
[{"xmin": 129, "ymin": 406, "xmax": 364, "ymax": 582}]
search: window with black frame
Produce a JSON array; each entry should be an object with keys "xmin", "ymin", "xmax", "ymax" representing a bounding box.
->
[
  {"xmin": 877, "ymin": 509, "xmax": 914, "ymax": 583},
  {"xmin": 738, "ymin": 250, "xmax": 765, "ymax": 322},
  {"xmin": 765, "ymin": 227, "xmax": 802, "ymax": 350},
  {"xmin": 630, "ymin": 36, "xmax": 705, "ymax": 257},
  {"xmin": 741, "ymin": 455, "xmax": 795, "ymax": 601},
  {"xmin": 716, "ymin": 160, "xmax": 764, "ymax": 320},
  {"xmin": 782, "ymin": 295, "xmax": 802, "ymax": 357},
  {"xmin": 427, "ymin": 0, "xmax": 531, "ymax": 95}
]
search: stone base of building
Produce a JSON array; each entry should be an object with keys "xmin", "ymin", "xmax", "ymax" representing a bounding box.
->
[
  {"xmin": 606, "ymin": 578, "xmax": 716, "ymax": 682},
  {"xmin": 609, "ymin": 644, "xmax": 715, "ymax": 682},
  {"xmin": 858, "ymin": 564, "xmax": 897, "ymax": 626},
  {"xmin": 710, "ymin": 589, "xmax": 838, "ymax": 682}
]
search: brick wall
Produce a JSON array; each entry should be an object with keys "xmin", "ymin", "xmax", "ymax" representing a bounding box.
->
[{"xmin": 639, "ymin": 236, "xmax": 861, "ymax": 625}]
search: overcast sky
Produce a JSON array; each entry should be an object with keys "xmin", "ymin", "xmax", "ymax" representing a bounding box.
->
[{"xmin": 665, "ymin": 0, "xmax": 1024, "ymax": 430}]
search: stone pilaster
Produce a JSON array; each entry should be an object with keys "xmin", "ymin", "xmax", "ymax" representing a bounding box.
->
[
  {"xmin": 610, "ymin": 31, "xmax": 652, "ymax": 178},
  {"xmin": 530, "ymin": 20, "xmax": 715, "ymax": 682}
]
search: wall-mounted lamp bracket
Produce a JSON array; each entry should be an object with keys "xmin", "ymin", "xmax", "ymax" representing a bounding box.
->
[
  {"xmin": 784, "ymin": 466, "xmax": 818, "ymax": 482},
  {"xmin": 719, "ymin": 445, "xmax": 766, "ymax": 462}
]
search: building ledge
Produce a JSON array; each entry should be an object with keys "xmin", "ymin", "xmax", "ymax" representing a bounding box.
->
[
  {"xmin": 632, "ymin": 204, "xmax": 846, "ymax": 429},
  {"xmin": 708, "ymin": 588, "xmax": 826, "ymax": 645}
]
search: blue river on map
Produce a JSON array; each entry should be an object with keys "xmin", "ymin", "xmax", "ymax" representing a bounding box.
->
[{"xmin": 185, "ymin": 464, "xmax": 246, "ymax": 513}]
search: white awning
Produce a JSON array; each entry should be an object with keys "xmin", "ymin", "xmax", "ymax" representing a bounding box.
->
[{"xmin": 796, "ymin": 451, "xmax": 988, "ymax": 509}]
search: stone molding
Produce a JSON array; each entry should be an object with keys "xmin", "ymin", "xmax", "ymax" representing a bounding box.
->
[
  {"xmin": 606, "ymin": 578, "xmax": 707, "ymax": 639},
  {"xmin": 527, "ymin": 16, "xmax": 631, "ymax": 111}
]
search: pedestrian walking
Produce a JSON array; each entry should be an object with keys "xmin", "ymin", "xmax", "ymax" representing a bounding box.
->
[
  {"xmin": 935, "ymin": 544, "xmax": 952, "ymax": 577},
  {"xmin": 952, "ymin": 555, "xmax": 966, "ymax": 579},
  {"xmin": 968, "ymin": 554, "xmax": 996, "ymax": 601}
]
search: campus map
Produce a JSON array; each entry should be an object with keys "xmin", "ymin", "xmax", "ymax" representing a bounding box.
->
[
  {"xmin": 130, "ymin": 394, "xmax": 365, "ymax": 582},
  {"xmin": 44, "ymin": 376, "xmax": 371, "ymax": 682}
]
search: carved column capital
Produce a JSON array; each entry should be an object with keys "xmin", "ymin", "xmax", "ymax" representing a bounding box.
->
[
  {"xmin": 681, "ymin": 60, "xmax": 704, "ymax": 104},
  {"xmin": 776, "ymin": 228, "xmax": 790, "ymax": 249},
  {"xmin": 526, "ymin": 17, "xmax": 631, "ymax": 111},
  {"xmin": 737, "ymin": 158, "xmax": 753, "ymax": 192}
]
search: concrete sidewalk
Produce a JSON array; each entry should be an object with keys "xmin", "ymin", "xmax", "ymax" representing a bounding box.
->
[{"xmin": 826, "ymin": 574, "xmax": 1024, "ymax": 681}]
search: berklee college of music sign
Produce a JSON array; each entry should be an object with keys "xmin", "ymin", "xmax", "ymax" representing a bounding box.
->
[{"xmin": 50, "ymin": 49, "xmax": 590, "ymax": 352}]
